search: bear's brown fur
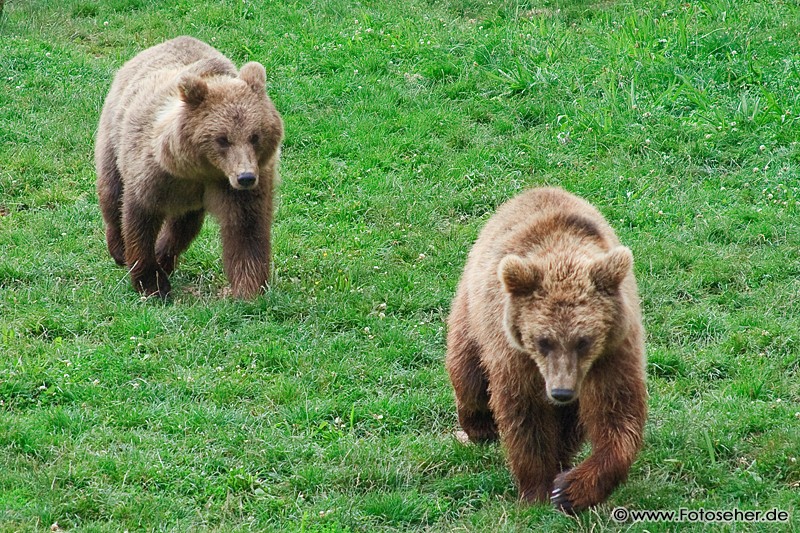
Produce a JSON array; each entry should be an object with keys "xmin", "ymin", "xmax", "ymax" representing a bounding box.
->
[
  {"xmin": 95, "ymin": 36, "xmax": 283, "ymax": 298},
  {"xmin": 446, "ymin": 187, "xmax": 646, "ymax": 513}
]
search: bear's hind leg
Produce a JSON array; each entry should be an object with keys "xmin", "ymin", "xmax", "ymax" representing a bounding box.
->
[
  {"xmin": 156, "ymin": 210, "xmax": 206, "ymax": 275},
  {"xmin": 446, "ymin": 295, "xmax": 498, "ymax": 443},
  {"xmin": 96, "ymin": 145, "xmax": 126, "ymax": 266},
  {"xmin": 122, "ymin": 201, "xmax": 170, "ymax": 298}
]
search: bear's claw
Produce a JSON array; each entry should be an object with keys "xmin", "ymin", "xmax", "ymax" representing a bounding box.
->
[{"xmin": 551, "ymin": 472, "xmax": 576, "ymax": 514}]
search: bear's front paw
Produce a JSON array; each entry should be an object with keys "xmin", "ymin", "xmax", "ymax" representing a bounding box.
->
[
  {"xmin": 552, "ymin": 463, "xmax": 621, "ymax": 513},
  {"xmin": 551, "ymin": 470, "xmax": 580, "ymax": 514}
]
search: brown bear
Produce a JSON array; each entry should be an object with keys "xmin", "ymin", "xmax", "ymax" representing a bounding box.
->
[
  {"xmin": 95, "ymin": 36, "xmax": 284, "ymax": 299},
  {"xmin": 445, "ymin": 186, "xmax": 646, "ymax": 513}
]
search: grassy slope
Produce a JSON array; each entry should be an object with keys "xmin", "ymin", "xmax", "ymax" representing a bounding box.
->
[{"xmin": 0, "ymin": 0, "xmax": 798, "ymax": 531}]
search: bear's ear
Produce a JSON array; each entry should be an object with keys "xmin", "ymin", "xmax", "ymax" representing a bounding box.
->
[
  {"xmin": 239, "ymin": 62, "xmax": 266, "ymax": 93},
  {"xmin": 589, "ymin": 246, "xmax": 632, "ymax": 294},
  {"xmin": 498, "ymin": 255, "xmax": 543, "ymax": 296},
  {"xmin": 178, "ymin": 74, "xmax": 208, "ymax": 108}
]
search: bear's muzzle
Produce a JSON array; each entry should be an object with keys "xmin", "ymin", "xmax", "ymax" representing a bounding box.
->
[{"xmin": 236, "ymin": 172, "xmax": 257, "ymax": 189}]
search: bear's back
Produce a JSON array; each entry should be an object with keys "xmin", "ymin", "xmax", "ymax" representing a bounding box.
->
[
  {"xmin": 464, "ymin": 187, "xmax": 618, "ymax": 284},
  {"xmin": 113, "ymin": 37, "xmax": 231, "ymax": 92},
  {"xmin": 482, "ymin": 187, "xmax": 616, "ymax": 253},
  {"xmin": 101, "ymin": 37, "xmax": 236, "ymax": 127}
]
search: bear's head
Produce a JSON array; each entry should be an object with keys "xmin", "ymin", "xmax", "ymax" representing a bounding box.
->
[
  {"xmin": 176, "ymin": 62, "xmax": 284, "ymax": 190},
  {"xmin": 497, "ymin": 246, "xmax": 633, "ymax": 405}
]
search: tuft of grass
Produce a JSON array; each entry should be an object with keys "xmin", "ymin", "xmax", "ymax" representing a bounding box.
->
[{"xmin": 1, "ymin": 0, "xmax": 799, "ymax": 531}]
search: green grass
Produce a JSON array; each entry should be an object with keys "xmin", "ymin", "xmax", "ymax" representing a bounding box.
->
[{"xmin": 1, "ymin": 0, "xmax": 799, "ymax": 531}]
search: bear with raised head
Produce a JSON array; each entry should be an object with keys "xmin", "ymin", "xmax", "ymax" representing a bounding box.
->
[
  {"xmin": 446, "ymin": 186, "xmax": 646, "ymax": 513},
  {"xmin": 95, "ymin": 36, "xmax": 283, "ymax": 298}
]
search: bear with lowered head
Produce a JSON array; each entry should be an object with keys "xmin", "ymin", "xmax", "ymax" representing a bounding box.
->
[{"xmin": 446, "ymin": 186, "xmax": 647, "ymax": 513}]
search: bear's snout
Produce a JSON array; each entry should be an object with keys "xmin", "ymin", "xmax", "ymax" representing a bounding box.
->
[
  {"xmin": 549, "ymin": 388, "xmax": 576, "ymax": 404},
  {"xmin": 236, "ymin": 172, "xmax": 257, "ymax": 189}
]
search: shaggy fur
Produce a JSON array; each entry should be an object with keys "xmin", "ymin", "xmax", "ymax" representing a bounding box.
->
[
  {"xmin": 446, "ymin": 187, "xmax": 647, "ymax": 513},
  {"xmin": 95, "ymin": 36, "xmax": 284, "ymax": 298}
]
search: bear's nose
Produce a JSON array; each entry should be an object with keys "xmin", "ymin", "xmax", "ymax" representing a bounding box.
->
[
  {"xmin": 550, "ymin": 388, "xmax": 575, "ymax": 403},
  {"xmin": 236, "ymin": 172, "xmax": 257, "ymax": 188}
]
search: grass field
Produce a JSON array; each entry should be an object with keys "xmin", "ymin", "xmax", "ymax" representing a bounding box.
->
[{"xmin": 1, "ymin": 0, "xmax": 799, "ymax": 531}]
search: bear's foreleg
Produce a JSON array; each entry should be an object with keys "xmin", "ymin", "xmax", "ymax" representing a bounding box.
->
[
  {"xmin": 446, "ymin": 299, "xmax": 498, "ymax": 443},
  {"xmin": 156, "ymin": 210, "xmax": 206, "ymax": 275},
  {"xmin": 122, "ymin": 202, "xmax": 170, "ymax": 298},
  {"xmin": 219, "ymin": 200, "xmax": 271, "ymax": 298},
  {"xmin": 491, "ymin": 386, "xmax": 560, "ymax": 503},
  {"xmin": 551, "ymin": 353, "xmax": 646, "ymax": 513},
  {"xmin": 555, "ymin": 402, "xmax": 584, "ymax": 471}
]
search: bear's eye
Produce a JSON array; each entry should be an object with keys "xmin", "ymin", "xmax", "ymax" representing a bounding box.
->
[
  {"xmin": 537, "ymin": 337, "xmax": 555, "ymax": 355},
  {"xmin": 575, "ymin": 337, "xmax": 592, "ymax": 355},
  {"xmin": 216, "ymin": 136, "xmax": 231, "ymax": 148},
  {"xmin": 249, "ymin": 134, "xmax": 260, "ymax": 146}
]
